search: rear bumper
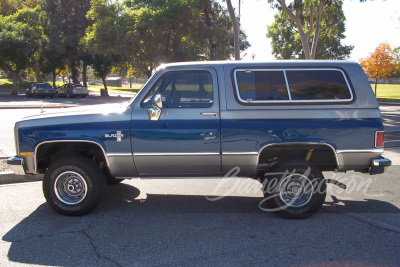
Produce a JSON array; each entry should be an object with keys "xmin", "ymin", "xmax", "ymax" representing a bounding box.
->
[
  {"xmin": 370, "ymin": 156, "xmax": 392, "ymax": 175},
  {"xmin": 6, "ymin": 157, "xmax": 26, "ymax": 175},
  {"xmin": 37, "ymin": 92, "xmax": 56, "ymax": 97},
  {"xmin": 72, "ymin": 91, "xmax": 88, "ymax": 96}
]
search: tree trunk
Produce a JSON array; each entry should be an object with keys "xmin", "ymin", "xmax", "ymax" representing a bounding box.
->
[
  {"xmin": 34, "ymin": 64, "xmax": 44, "ymax": 83},
  {"xmin": 69, "ymin": 61, "xmax": 80, "ymax": 84},
  {"xmin": 226, "ymin": 0, "xmax": 240, "ymax": 60},
  {"xmin": 101, "ymin": 76, "xmax": 109, "ymax": 97},
  {"xmin": 375, "ymin": 78, "xmax": 378, "ymax": 95},
  {"xmin": 310, "ymin": 3, "xmax": 324, "ymax": 59},
  {"xmin": 278, "ymin": 0, "xmax": 314, "ymax": 59},
  {"xmin": 11, "ymin": 71, "xmax": 19, "ymax": 95},
  {"xmin": 82, "ymin": 62, "xmax": 88, "ymax": 87},
  {"xmin": 52, "ymin": 71, "xmax": 57, "ymax": 89}
]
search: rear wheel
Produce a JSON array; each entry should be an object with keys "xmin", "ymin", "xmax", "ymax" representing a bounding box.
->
[
  {"xmin": 261, "ymin": 160, "xmax": 326, "ymax": 219},
  {"xmin": 43, "ymin": 156, "xmax": 105, "ymax": 216}
]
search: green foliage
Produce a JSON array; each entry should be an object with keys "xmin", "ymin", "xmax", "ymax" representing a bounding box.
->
[
  {"xmin": 0, "ymin": 0, "xmax": 41, "ymax": 16},
  {"xmin": 0, "ymin": 8, "xmax": 43, "ymax": 94},
  {"xmin": 267, "ymin": 0, "xmax": 353, "ymax": 59},
  {"xmin": 85, "ymin": 0, "xmax": 250, "ymax": 77},
  {"xmin": 40, "ymin": 0, "xmax": 92, "ymax": 83}
]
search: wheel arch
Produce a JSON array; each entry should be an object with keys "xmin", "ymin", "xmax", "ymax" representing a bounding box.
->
[
  {"xmin": 258, "ymin": 142, "xmax": 339, "ymax": 172},
  {"xmin": 34, "ymin": 140, "xmax": 110, "ymax": 175}
]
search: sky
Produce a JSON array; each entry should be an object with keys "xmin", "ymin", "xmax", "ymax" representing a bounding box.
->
[{"xmin": 228, "ymin": 0, "xmax": 400, "ymax": 61}]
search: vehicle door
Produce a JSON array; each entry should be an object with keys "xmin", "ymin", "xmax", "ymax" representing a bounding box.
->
[
  {"xmin": 131, "ymin": 67, "xmax": 221, "ymax": 176},
  {"xmin": 58, "ymin": 85, "xmax": 65, "ymax": 95}
]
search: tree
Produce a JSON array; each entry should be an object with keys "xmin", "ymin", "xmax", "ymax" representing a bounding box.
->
[
  {"xmin": 360, "ymin": 43, "xmax": 396, "ymax": 95},
  {"xmin": 86, "ymin": 0, "xmax": 249, "ymax": 78},
  {"xmin": 92, "ymin": 54, "xmax": 120, "ymax": 96},
  {"xmin": 0, "ymin": 0, "xmax": 41, "ymax": 16},
  {"xmin": 226, "ymin": 0, "xmax": 240, "ymax": 60},
  {"xmin": 40, "ymin": 0, "xmax": 92, "ymax": 84},
  {"xmin": 267, "ymin": 0, "xmax": 369, "ymax": 60},
  {"xmin": 0, "ymin": 9, "xmax": 41, "ymax": 94},
  {"xmin": 392, "ymin": 46, "xmax": 400, "ymax": 78},
  {"xmin": 267, "ymin": 0, "xmax": 353, "ymax": 59}
]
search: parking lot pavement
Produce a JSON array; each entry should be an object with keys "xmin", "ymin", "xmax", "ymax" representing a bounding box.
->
[
  {"xmin": 1, "ymin": 170, "xmax": 400, "ymax": 266},
  {"xmin": 0, "ymin": 97, "xmax": 399, "ymax": 266}
]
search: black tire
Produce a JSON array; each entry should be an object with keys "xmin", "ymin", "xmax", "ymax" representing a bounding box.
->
[
  {"xmin": 43, "ymin": 156, "xmax": 106, "ymax": 216},
  {"xmin": 261, "ymin": 160, "xmax": 326, "ymax": 219},
  {"xmin": 105, "ymin": 175, "xmax": 124, "ymax": 185}
]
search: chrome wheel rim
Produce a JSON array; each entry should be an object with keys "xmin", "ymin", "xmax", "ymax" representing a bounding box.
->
[
  {"xmin": 54, "ymin": 171, "xmax": 87, "ymax": 205},
  {"xmin": 279, "ymin": 173, "xmax": 313, "ymax": 207}
]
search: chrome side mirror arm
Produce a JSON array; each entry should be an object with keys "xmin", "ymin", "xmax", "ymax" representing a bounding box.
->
[{"xmin": 148, "ymin": 94, "xmax": 162, "ymax": 121}]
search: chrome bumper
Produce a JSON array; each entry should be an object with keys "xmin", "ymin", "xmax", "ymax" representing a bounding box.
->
[
  {"xmin": 370, "ymin": 156, "xmax": 392, "ymax": 175},
  {"xmin": 6, "ymin": 157, "xmax": 26, "ymax": 175}
]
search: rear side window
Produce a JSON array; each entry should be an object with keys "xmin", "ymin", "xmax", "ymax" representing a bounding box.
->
[
  {"xmin": 286, "ymin": 70, "xmax": 351, "ymax": 100},
  {"xmin": 234, "ymin": 69, "xmax": 353, "ymax": 104}
]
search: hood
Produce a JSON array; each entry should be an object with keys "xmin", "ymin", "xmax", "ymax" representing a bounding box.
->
[
  {"xmin": 22, "ymin": 103, "xmax": 130, "ymax": 120},
  {"xmin": 16, "ymin": 103, "xmax": 131, "ymax": 129}
]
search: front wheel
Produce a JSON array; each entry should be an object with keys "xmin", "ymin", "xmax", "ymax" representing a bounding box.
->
[
  {"xmin": 261, "ymin": 160, "xmax": 326, "ymax": 219},
  {"xmin": 43, "ymin": 156, "xmax": 105, "ymax": 216}
]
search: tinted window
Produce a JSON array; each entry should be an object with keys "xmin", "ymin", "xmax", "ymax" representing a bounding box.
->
[
  {"xmin": 286, "ymin": 70, "xmax": 351, "ymax": 100},
  {"xmin": 142, "ymin": 71, "xmax": 214, "ymax": 108},
  {"xmin": 236, "ymin": 70, "xmax": 289, "ymax": 101},
  {"xmin": 234, "ymin": 68, "xmax": 352, "ymax": 103},
  {"xmin": 37, "ymin": 83, "xmax": 52, "ymax": 89}
]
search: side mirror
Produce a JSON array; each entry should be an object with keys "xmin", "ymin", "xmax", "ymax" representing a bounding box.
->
[
  {"xmin": 153, "ymin": 94, "xmax": 162, "ymax": 109},
  {"xmin": 148, "ymin": 94, "xmax": 162, "ymax": 121}
]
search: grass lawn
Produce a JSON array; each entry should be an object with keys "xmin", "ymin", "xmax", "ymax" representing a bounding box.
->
[
  {"xmin": 88, "ymin": 84, "xmax": 142, "ymax": 94},
  {"xmin": 0, "ymin": 79, "xmax": 31, "ymax": 92},
  {"xmin": 373, "ymin": 84, "xmax": 400, "ymax": 102},
  {"xmin": 0, "ymin": 79, "xmax": 142, "ymax": 94}
]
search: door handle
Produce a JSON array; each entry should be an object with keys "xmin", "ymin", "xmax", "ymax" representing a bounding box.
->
[{"xmin": 200, "ymin": 112, "xmax": 218, "ymax": 117}]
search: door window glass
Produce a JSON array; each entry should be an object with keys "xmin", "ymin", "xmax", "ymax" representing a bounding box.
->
[{"xmin": 142, "ymin": 71, "xmax": 214, "ymax": 108}]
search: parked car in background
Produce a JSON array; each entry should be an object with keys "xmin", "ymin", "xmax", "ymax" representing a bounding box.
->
[
  {"xmin": 56, "ymin": 83, "xmax": 89, "ymax": 98},
  {"xmin": 26, "ymin": 83, "xmax": 56, "ymax": 98}
]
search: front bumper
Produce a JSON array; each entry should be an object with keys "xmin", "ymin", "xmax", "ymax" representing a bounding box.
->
[
  {"xmin": 370, "ymin": 156, "xmax": 392, "ymax": 175},
  {"xmin": 6, "ymin": 157, "xmax": 26, "ymax": 175}
]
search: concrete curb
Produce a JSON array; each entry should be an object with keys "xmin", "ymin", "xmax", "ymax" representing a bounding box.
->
[
  {"xmin": 0, "ymin": 171, "xmax": 43, "ymax": 185},
  {"xmin": 379, "ymin": 102, "xmax": 400, "ymax": 106}
]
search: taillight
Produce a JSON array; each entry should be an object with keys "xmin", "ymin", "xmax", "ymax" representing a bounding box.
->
[{"xmin": 375, "ymin": 131, "xmax": 384, "ymax": 147}]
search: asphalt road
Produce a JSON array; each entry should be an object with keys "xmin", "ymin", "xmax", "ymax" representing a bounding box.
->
[
  {"xmin": 1, "ymin": 163, "xmax": 400, "ymax": 266},
  {"xmin": 0, "ymin": 98, "xmax": 400, "ymax": 266}
]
